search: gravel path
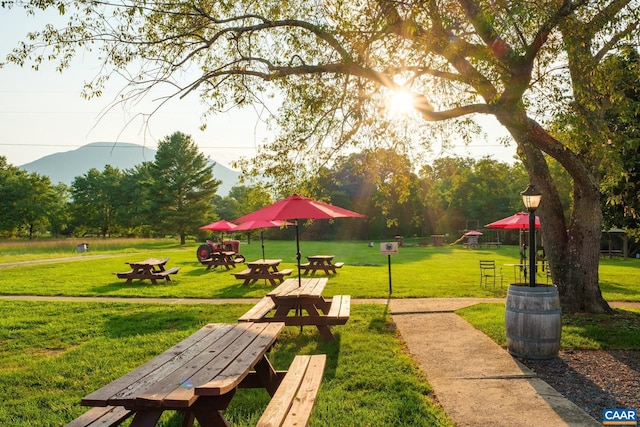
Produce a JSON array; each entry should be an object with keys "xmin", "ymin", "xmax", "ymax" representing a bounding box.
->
[{"xmin": 519, "ymin": 349, "xmax": 640, "ymax": 422}]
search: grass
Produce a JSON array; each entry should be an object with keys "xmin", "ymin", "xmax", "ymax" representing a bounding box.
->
[
  {"xmin": 0, "ymin": 300, "xmax": 452, "ymax": 426},
  {"xmin": 457, "ymin": 303, "xmax": 640, "ymax": 349},
  {"xmin": 1, "ymin": 237, "xmax": 638, "ymax": 301},
  {"xmin": 0, "ymin": 236, "xmax": 638, "ymax": 425}
]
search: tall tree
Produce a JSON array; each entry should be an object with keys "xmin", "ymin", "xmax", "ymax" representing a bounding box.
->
[
  {"xmin": 120, "ymin": 162, "xmax": 155, "ymax": 236},
  {"xmin": 5, "ymin": 1, "xmax": 639, "ymax": 312},
  {"xmin": 0, "ymin": 157, "xmax": 27, "ymax": 234},
  {"xmin": 71, "ymin": 166, "xmax": 124, "ymax": 237},
  {"xmin": 598, "ymin": 48, "xmax": 640, "ymax": 243},
  {"xmin": 13, "ymin": 172, "xmax": 58, "ymax": 238},
  {"xmin": 150, "ymin": 132, "xmax": 220, "ymax": 244}
]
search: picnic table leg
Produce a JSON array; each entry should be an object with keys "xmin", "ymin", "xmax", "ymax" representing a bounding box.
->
[
  {"xmin": 129, "ymin": 409, "xmax": 164, "ymax": 426},
  {"xmin": 191, "ymin": 393, "xmax": 235, "ymax": 427},
  {"xmin": 181, "ymin": 411, "xmax": 195, "ymax": 427},
  {"xmin": 306, "ymin": 305, "xmax": 335, "ymax": 341},
  {"xmin": 253, "ymin": 355, "xmax": 281, "ymax": 396},
  {"xmin": 316, "ymin": 325, "xmax": 335, "ymax": 341}
]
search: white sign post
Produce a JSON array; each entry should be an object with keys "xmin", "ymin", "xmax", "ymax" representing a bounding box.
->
[{"xmin": 380, "ymin": 242, "xmax": 398, "ymax": 293}]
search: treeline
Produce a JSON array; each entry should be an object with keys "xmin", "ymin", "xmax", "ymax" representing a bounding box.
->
[{"xmin": 2, "ymin": 133, "xmax": 582, "ymax": 244}]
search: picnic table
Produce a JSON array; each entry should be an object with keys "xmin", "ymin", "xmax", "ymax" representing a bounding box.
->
[
  {"xmin": 233, "ymin": 259, "xmax": 293, "ymax": 286},
  {"xmin": 114, "ymin": 258, "xmax": 179, "ymax": 284},
  {"xmin": 200, "ymin": 251, "xmax": 244, "ymax": 270},
  {"xmin": 239, "ymin": 278, "xmax": 350, "ymax": 341},
  {"xmin": 71, "ymin": 323, "xmax": 282, "ymax": 426},
  {"xmin": 300, "ymin": 255, "xmax": 344, "ymax": 276},
  {"xmin": 68, "ymin": 322, "xmax": 327, "ymax": 427}
]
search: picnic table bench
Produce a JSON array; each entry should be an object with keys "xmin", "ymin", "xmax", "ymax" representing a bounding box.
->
[
  {"xmin": 256, "ymin": 354, "xmax": 326, "ymax": 427},
  {"xmin": 114, "ymin": 257, "xmax": 179, "ymax": 284},
  {"xmin": 300, "ymin": 255, "xmax": 344, "ymax": 276},
  {"xmin": 234, "ymin": 259, "xmax": 293, "ymax": 286},
  {"xmin": 239, "ymin": 278, "xmax": 350, "ymax": 341},
  {"xmin": 66, "ymin": 322, "xmax": 326, "ymax": 427}
]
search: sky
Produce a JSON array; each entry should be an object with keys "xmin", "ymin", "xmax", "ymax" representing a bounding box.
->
[{"xmin": 0, "ymin": 8, "xmax": 517, "ymax": 170}]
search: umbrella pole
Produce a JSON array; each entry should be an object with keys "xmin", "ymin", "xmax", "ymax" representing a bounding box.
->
[
  {"xmin": 261, "ymin": 230, "xmax": 265, "ymax": 260},
  {"xmin": 295, "ymin": 220, "xmax": 302, "ymax": 333},
  {"xmin": 295, "ymin": 220, "xmax": 301, "ymax": 287}
]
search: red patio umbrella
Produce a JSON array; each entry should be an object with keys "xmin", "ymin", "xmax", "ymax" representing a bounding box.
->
[
  {"xmin": 199, "ymin": 219, "xmax": 238, "ymax": 246},
  {"xmin": 486, "ymin": 212, "xmax": 541, "ymax": 264},
  {"xmin": 235, "ymin": 194, "xmax": 365, "ymax": 285},
  {"xmin": 199, "ymin": 219, "xmax": 238, "ymax": 231},
  {"xmin": 485, "ymin": 212, "xmax": 540, "ymax": 229},
  {"xmin": 234, "ymin": 220, "xmax": 293, "ymax": 260}
]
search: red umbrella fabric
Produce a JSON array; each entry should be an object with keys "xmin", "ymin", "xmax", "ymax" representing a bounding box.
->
[
  {"xmin": 235, "ymin": 194, "xmax": 365, "ymax": 285},
  {"xmin": 485, "ymin": 212, "xmax": 540, "ymax": 229},
  {"xmin": 234, "ymin": 220, "xmax": 293, "ymax": 260},
  {"xmin": 233, "ymin": 219, "xmax": 292, "ymax": 231},
  {"xmin": 199, "ymin": 219, "xmax": 238, "ymax": 231},
  {"xmin": 199, "ymin": 219, "xmax": 238, "ymax": 246},
  {"xmin": 235, "ymin": 194, "xmax": 365, "ymax": 223}
]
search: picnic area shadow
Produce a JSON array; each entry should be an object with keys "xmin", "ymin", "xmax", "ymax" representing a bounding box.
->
[
  {"xmin": 102, "ymin": 310, "xmax": 202, "ymax": 338},
  {"xmin": 90, "ymin": 280, "xmax": 182, "ymax": 294},
  {"xmin": 183, "ymin": 264, "xmax": 236, "ymax": 277}
]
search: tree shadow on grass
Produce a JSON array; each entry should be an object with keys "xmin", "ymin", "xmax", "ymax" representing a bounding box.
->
[
  {"xmin": 101, "ymin": 309, "xmax": 206, "ymax": 338},
  {"xmin": 89, "ymin": 280, "xmax": 182, "ymax": 294}
]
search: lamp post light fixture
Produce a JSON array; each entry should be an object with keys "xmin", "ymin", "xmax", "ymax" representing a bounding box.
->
[{"xmin": 520, "ymin": 184, "xmax": 542, "ymax": 287}]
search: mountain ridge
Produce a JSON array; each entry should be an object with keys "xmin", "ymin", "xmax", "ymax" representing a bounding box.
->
[{"xmin": 19, "ymin": 142, "xmax": 241, "ymax": 196}]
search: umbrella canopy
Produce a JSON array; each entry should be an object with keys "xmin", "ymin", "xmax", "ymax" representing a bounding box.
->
[
  {"xmin": 233, "ymin": 219, "xmax": 293, "ymax": 231},
  {"xmin": 199, "ymin": 219, "xmax": 238, "ymax": 231},
  {"xmin": 234, "ymin": 220, "xmax": 293, "ymax": 260},
  {"xmin": 485, "ymin": 212, "xmax": 540, "ymax": 229},
  {"xmin": 235, "ymin": 194, "xmax": 366, "ymax": 223},
  {"xmin": 464, "ymin": 230, "xmax": 483, "ymax": 236},
  {"xmin": 199, "ymin": 219, "xmax": 238, "ymax": 244},
  {"xmin": 235, "ymin": 194, "xmax": 365, "ymax": 285}
]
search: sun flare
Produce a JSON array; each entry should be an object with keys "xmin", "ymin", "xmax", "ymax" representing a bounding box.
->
[{"xmin": 389, "ymin": 89, "xmax": 416, "ymax": 116}]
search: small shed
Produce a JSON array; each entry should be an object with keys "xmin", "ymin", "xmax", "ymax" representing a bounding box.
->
[{"xmin": 603, "ymin": 227, "xmax": 628, "ymax": 260}]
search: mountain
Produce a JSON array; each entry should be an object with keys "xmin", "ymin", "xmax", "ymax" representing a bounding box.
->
[{"xmin": 19, "ymin": 142, "xmax": 241, "ymax": 195}]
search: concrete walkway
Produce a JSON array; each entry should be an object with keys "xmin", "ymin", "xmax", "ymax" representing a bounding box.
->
[
  {"xmin": 3, "ymin": 295, "xmax": 633, "ymax": 425},
  {"xmin": 390, "ymin": 298, "xmax": 601, "ymax": 426}
]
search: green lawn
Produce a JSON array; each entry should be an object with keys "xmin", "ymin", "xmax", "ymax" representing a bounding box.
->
[
  {"xmin": 1, "ymin": 237, "xmax": 637, "ymax": 301},
  {"xmin": 0, "ymin": 300, "xmax": 451, "ymax": 426},
  {"xmin": 0, "ymin": 237, "xmax": 638, "ymax": 426}
]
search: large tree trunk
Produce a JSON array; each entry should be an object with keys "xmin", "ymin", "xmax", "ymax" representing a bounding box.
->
[{"xmin": 496, "ymin": 110, "xmax": 611, "ymax": 315}]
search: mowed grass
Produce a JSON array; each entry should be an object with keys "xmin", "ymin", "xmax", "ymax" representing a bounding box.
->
[
  {"xmin": 0, "ymin": 300, "xmax": 451, "ymax": 427},
  {"xmin": 0, "ymin": 237, "xmax": 638, "ymax": 301},
  {"xmin": 0, "ymin": 237, "xmax": 638, "ymax": 426}
]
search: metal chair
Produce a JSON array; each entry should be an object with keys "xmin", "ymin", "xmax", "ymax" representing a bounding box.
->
[{"xmin": 479, "ymin": 260, "xmax": 503, "ymax": 288}]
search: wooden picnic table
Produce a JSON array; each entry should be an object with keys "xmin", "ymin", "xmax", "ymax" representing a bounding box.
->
[
  {"xmin": 200, "ymin": 251, "xmax": 243, "ymax": 270},
  {"xmin": 300, "ymin": 255, "xmax": 344, "ymax": 276},
  {"xmin": 239, "ymin": 278, "xmax": 350, "ymax": 341},
  {"xmin": 115, "ymin": 258, "xmax": 179, "ymax": 284},
  {"xmin": 75, "ymin": 322, "xmax": 285, "ymax": 427},
  {"xmin": 233, "ymin": 259, "xmax": 293, "ymax": 286}
]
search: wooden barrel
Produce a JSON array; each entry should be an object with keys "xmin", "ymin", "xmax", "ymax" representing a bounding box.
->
[{"xmin": 505, "ymin": 284, "xmax": 562, "ymax": 359}]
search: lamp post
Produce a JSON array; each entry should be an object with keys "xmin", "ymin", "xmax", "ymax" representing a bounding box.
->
[{"xmin": 520, "ymin": 184, "xmax": 542, "ymax": 287}]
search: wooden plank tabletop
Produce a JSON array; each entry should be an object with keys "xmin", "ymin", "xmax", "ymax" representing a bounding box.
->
[
  {"xmin": 247, "ymin": 259, "xmax": 282, "ymax": 267},
  {"xmin": 267, "ymin": 278, "xmax": 328, "ymax": 299},
  {"xmin": 81, "ymin": 322, "xmax": 285, "ymax": 410}
]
